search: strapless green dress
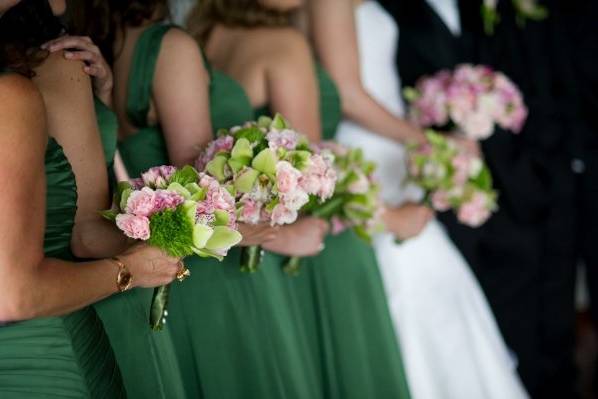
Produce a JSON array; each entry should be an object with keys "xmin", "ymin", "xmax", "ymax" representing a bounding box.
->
[
  {"xmin": 0, "ymin": 136, "xmax": 126, "ymax": 398},
  {"xmin": 118, "ymin": 24, "xmax": 322, "ymax": 399},
  {"xmin": 92, "ymin": 97, "xmax": 187, "ymax": 398},
  {"xmin": 256, "ymin": 66, "xmax": 412, "ymax": 398}
]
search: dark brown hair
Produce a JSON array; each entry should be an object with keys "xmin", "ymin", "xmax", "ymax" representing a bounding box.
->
[
  {"xmin": 0, "ymin": 0, "xmax": 65, "ymax": 76},
  {"xmin": 187, "ymin": 0, "xmax": 294, "ymax": 47},
  {"xmin": 67, "ymin": 0, "xmax": 168, "ymax": 66}
]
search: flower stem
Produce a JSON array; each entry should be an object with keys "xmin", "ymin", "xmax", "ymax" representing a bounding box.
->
[
  {"xmin": 240, "ymin": 245, "xmax": 263, "ymax": 273},
  {"xmin": 149, "ymin": 284, "xmax": 170, "ymax": 331},
  {"xmin": 283, "ymin": 256, "xmax": 302, "ymax": 276}
]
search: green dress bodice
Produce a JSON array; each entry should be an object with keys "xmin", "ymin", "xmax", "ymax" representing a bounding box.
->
[
  {"xmin": 90, "ymin": 36, "xmax": 187, "ymax": 398},
  {"xmin": 256, "ymin": 66, "xmax": 411, "ymax": 399},
  {"xmin": 0, "ymin": 136, "xmax": 125, "ymax": 398},
  {"xmin": 119, "ymin": 23, "xmax": 323, "ymax": 399}
]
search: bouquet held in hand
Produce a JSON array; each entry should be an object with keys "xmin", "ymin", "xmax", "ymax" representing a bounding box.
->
[
  {"xmin": 408, "ymin": 131, "xmax": 498, "ymax": 227},
  {"xmin": 196, "ymin": 114, "xmax": 337, "ymax": 272},
  {"xmin": 102, "ymin": 165, "xmax": 242, "ymax": 330},
  {"xmin": 405, "ymin": 64, "xmax": 527, "ymax": 140}
]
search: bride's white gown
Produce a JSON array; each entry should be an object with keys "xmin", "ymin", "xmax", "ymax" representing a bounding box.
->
[{"xmin": 336, "ymin": 2, "xmax": 529, "ymax": 398}]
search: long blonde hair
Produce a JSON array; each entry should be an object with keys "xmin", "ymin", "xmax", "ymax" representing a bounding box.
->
[{"xmin": 186, "ymin": 0, "xmax": 294, "ymax": 46}]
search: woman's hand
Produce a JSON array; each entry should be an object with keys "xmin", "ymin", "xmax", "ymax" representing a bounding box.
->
[
  {"xmin": 42, "ymin": 36, "xmax": 113, "ymax": 105},
  {"xmin": 238, "ymin": 223, "xmax": 279, "ymax": 247},
  {"xmin": 384, "ymin": 203, "xmax": 434, "ymax": 241},
  {"xmin": 117, "ymin": 244, "xmax": 181, "ymax": 289},
  {"xmin": 262, "ymin": 217, "xmax": 329, "ymax": 257},
  {"xmin": 404, "ymin": 123, "xmax": 428, "ymax": 146}
]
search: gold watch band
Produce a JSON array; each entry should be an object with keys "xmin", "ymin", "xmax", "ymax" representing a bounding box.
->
[{"xmin": 110, "ymin": 257, "xmax": 133, "ymax": 293}]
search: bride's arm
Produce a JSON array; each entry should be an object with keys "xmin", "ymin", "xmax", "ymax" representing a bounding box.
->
[{"xmin": 307, "ymin": 0, "xmax": 425, "ymax": 145}]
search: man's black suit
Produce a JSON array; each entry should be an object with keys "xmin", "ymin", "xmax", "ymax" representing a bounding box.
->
[{"xmin": 378, "ymin": 1, "xmax": 579, "ymax": 397}]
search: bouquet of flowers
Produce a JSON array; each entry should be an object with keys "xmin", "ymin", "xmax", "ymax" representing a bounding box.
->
[
  {"xmin": 408, "ymin": 131, "xmax": 498, "ymax": 227},
  {"xmin": 481, "ymin": 0, "xmax": 548, "ymax": 36},
  {"xmin": 102, "ymin": 165, "xmax": 242, "ymax": 330},
  {"xmin": 284, "ymin": 142, "xmax": 385, "ymax": 274},
  {"xmin": 196, "ymin": 114, "xmax": 337, "ymax": 272},
  {"xmin": 404, "ymin": 64, "xmax": 528, "ymax": 140}
]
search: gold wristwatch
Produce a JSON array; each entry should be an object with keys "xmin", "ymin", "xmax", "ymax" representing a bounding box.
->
[{"xmin": 111, "ymin": 257, "xmax": 133, "ymax": 293}]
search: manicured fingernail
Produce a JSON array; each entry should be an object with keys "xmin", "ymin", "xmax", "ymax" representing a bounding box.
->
[{"xmin": 64, "ymin": 52, "xmax": 73, "ymax": 58}]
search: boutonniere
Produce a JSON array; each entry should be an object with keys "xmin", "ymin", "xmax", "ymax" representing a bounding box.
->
[{"xmin": 481, "ymin": 0, "xmax": 548, "ymax": 35}]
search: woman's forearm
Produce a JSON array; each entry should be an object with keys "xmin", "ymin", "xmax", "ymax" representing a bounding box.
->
[
  {"xmin": 71, "ymin": 218, "xmax": 131, "ymax": 259},
  {"xmin": 0, "ymin": 257, "xmax": 119, "ymax": 322},
  {"xmin": 341, "ymin": 84, "xmax": 424, "ymax": 144}
]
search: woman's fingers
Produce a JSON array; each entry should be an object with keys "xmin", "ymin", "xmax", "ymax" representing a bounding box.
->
[{"xmin": 42, "ymin": 36, "xmax": 96, "ymax": 52}]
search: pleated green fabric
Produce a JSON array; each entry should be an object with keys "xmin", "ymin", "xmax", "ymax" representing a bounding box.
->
[
  {"xmin": 91, "ymin": 63, "xmax": 187, "ymax": 398},
  {"xmin": 256, "ymin": 65, "xmax": 412, "ymax": 398},
  {"xmin": 118, "ymin": 23, "xmax": 322, "ymax": 399},
  {"xmin": 0, "ymin": 137, "xmax": 126, "ymax": 398}
]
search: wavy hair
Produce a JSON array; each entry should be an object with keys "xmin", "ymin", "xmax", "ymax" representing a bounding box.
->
[
  {"xmin": 186, "ymin": 0, "xmax": 294, "ymax": 47},
  {"xmin": 0, "ymin": 0, "xmax": 65, "ymax": 76}
]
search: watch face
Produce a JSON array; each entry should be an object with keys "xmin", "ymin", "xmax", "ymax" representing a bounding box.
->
[{"xmin": 117, "ymin": 270, "xmax": 133, "ymax": 291}]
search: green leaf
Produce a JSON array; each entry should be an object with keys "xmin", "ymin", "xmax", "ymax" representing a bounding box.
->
[
  {"xmin": 213, "ymin": 209, "xmax": 230, "ymax": 226},
  {"xmin": 271, "ymin": 113, "xmax": 290, "ymax": 130},
  {"xmin": 228, "ymin": 158, "xmax": 248, "ymax": 174},
  {"xmin": 231, "ymin": 138, "xmax": 253, "ymax": 161},
  {"xmin": 114, "ymin": 181, "xmax": 133, "ymax": 210},
  {"xmin": 284, "ymin": 150, "xmax": 311, "ymax": 171},
  {"xmin": 120, "ymin": 188, "xmax": 133, "ymax": 211},
  {"xmin": 204, "ymin": 226, "xmax": 243, "ymax": 251},
  {"xmin": 403, "ymin": 87, "xmax": 420, "ymax": 103},
  {"xmin": 100, "ymin": 208, "xmax": 118, "ymax": 222},
  {"xmin": 191, "ymin": 190, "xmax": 207, "ymax": 202},
  {"xmin": 192, "ymin": 224, "xmax": 214, "ymax": 249},
  {"xmin": 252, "ymin": 148, "xmax": 277, "ymax": 176},
  {"xmin": 257, "ymin": 116, "xmax": 272, "ymax": 129},
  {"xmin": 169, "ymin": 165, "xmax": 199, "ymax": 186},
  {"xmin": 206, "ymin": 155, "xmax": 228, "ymax": 182},
  {"xmin": 234, "ymin": 126, "xmax": 265, "ymax": 144},
  {"xmin": 185, "ymin": 183, "xmax": 201, "ymax": 194},
  {"xmin": 167, "ymin": 182, "xmax": 192, "ymax": 199},
  {"xmin": 234, "ymin": 167, "xmax": 260, "ymax": 193}
]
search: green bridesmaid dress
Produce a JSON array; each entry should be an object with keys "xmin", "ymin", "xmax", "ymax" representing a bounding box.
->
[
  {"xmin": 256, "ymin": 66, "xmax": 412, "ymax": 398},
  {"xmin": 92, "ymin": 98, "xmax": 187, "ymax": 399},
  {"xmin": 0, "ymin": 135, "xmax": 126, "ymax": 398},
  {"xmin": 118, "ymin": 23, "xmax": 323, "ymax": 399}
]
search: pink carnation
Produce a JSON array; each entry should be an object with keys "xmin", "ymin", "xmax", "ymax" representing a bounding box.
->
[
  {"xmin": 276, "ymin": 161, "xmax": 302, "ymax": 194},
  {"xmin": 461, "ymin": 111, "xmax": 494, "ymax": 140},
  {"xmin": 153, "ymin": 189, "xmax": 185, "ymax": 213},
  {"xmin": 267, "ymin": 129, "xmax": 300, "ymax": 151},
  {"xmin": 116, "ymin": 214, "xmax": 151, "ymax": 240},
  {"xmin": 239, "ymin": 198, "xmax": 263, "ymax": 225},
  {"xmin": 141, "ymin": 166, "xmax": 176, "ymax": 189},
  {"xmin": 451, "ymin": 153, "xmax": 472, "ymax": 186},
  {"xmin": 300, "ymin": 154, "xmax": 337, "ymax": 200},
  {"xmin": 280, "ymin": 188, "xmax": 309, "ymax": 211},
  {"xmin": 270, "ymin": 203, "xmax": 298, "ymax": 225},
  {"xmin": 129, "ymin": 178, "xmax": 145, "ymax": 190},
  {"xmin": 126, "ymin": 188, "xmax": 158, "ymax": 217},
  {"xmin": 458, "ymin": 191, "xmax": 492, "ymax": 227},
  {"xmin": 431, "ymin": 190, "xmax": 452, "ymax": 212},
  {"xmin": 195, "ymin": 135, "xmax": 234, "ymax": 171}
]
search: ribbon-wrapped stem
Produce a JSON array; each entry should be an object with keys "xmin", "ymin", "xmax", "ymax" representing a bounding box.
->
[
  {"xmin": 283, "ymin": 256, "xmax": 302, "ymax": 276},
  {"xmin": 149, "ymin": 284, "xmax": 170, "ymax": 331},
  {"xmin": 240, "ymin": 245, "xmax": 263, "ymax": 273}
]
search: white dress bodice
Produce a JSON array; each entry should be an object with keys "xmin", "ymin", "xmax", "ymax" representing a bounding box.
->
[{"xmin": 338, "ymin": 1, "xmax": 421, "ymax": 206}]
